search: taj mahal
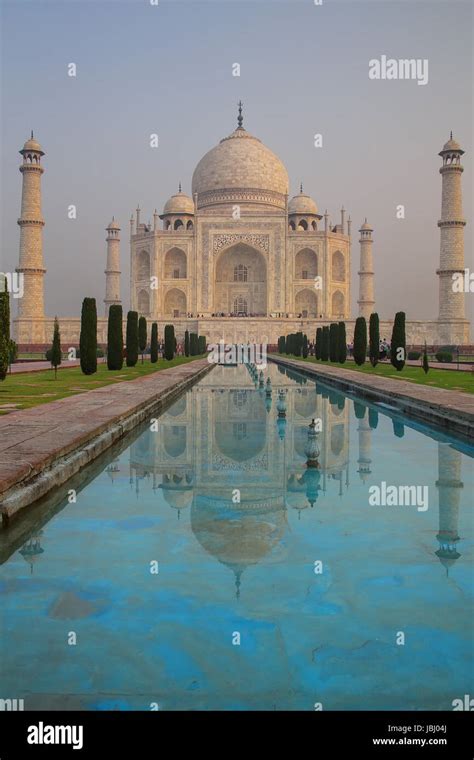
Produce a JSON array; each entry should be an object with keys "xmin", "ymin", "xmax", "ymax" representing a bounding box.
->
[{"xmin": 13, "ymin": 104, "xmax": 470, "ymax": 350}]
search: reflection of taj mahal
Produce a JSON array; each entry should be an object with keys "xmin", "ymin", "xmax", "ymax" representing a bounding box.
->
[
  {"xmin": 120, "ymin": 366, "xmax": 464, "ymax": 594},
  {"xmin": 13, "ymin": 107, "xmax": 470, "ymax": 348}
]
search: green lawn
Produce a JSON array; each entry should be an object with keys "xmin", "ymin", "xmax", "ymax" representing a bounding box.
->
[
  {"xmin": 276, "ymin": 355, "xmax": 473, "ymax": 394},
  {"xmin": 0, "ymin": 355, "xmax": 205, "ymax": 413}
]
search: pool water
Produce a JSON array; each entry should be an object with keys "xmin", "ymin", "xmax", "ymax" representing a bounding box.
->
[{"xmin": 1, "ymin": 363, "xmax": 473, "ymax": 711}]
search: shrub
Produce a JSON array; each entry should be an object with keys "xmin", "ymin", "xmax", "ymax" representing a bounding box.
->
[
  {"xmin": 9, "ymin": 340, "xmax": 18, "ymax": 365},
  {"xmin": 138, "ymin": 316, "xmax": 147, "ymax": 363},
  {"xmin": 51, "ymin": 317, "xmax": 62, "ymax": 379},
  {"xmin": 80, "ymin": 297, "xmax": 98, "ymax": 375},
  {"xmin": 329, "ymin": 323, "xmax": 339, "ymax": 362},
  {"xmin": 353, "ymin": 317, "xmax": 367, "ymax": 366},
  {"xmin": 321, "ymin": 326, "xmax": 330, "ymax": 361},
  {"xmin": 190, "ymin": 332, "xmax": 198, "ymax": 356},
  {"xmin": 407, "ymin": 351, "xmax": 421, "ymax": 360},
  {"xmin": 96, "ymin": 348, "xmax": 104, "ymax": 358},
  {"xmin": 390, "ymin": 311, "xmax": 406, "ymax": 371},
  {"xmin": 422, "ymin": 342, "xmax": 429, "ymax": 374},
  {"xmin": 0, "ymin": 276, "xmax": 10, "ymax": 381},
  {"xmin": 302, "ymin": 334, "xmax": 308, "ymax": 359},
  {"xmin": 315, "ymin": 328, "xmax": 322, "ymax": 360},
  {"xmin": 338, "ymin": 322, "xmax": 347, "ymax": 363},
  {"xmin": 369, "ymin": 313, "xmax": 379, "ymax": 367},
  {"xmin": 164, "ymin": 324, "xmax": 175, "ymax": 360},
  {"xmin": 150, "ymin": 323, "xmax": 158, "ymax": 363},
  {"xmin": 126, "ymin": 311, "xmax": 139, "ymax": 367},
  {"xmin": 107, "ymin": 304, "xmax": 123, "ymax": 370},
  {"xmin": 435, "ymin": 351, "xmax": 453, "ymax": 363}
]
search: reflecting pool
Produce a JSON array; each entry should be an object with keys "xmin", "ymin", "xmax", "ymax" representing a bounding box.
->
[{"xmin": 0, "ymin": 363, "xmax": 473, "ymax": 710}]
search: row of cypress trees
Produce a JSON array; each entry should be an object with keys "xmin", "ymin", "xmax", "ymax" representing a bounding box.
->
[
  {"xmin": 280, "ymin": 332, "xmax": 309, "ymax": 358},
  {"xmin": 278, "ymin": 312, "xmax": 407, "ymax": 372},
  {"xmin": 315, "ymin": 322, "xmax": 347, "ymax": 363},
  {"xmin": 184, "ymin": 330, "xmax": 206, "ymax": 357},
  {"xmin": 48, "ymin": 300, "xmax": 206, "ymax": 377},
  {"xmin": 353, "ymin": 311, "xmax": 406, "ymax": 370}
]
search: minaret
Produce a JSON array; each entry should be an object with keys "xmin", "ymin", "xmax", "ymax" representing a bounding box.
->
[
  {"xmin": 437, "ymin": 133, "xmax": 466, "ymax": 323},
  {"xmin": 356, "ymin": 408, "xmax": 372, "ymax": 483},
  {"xmin": 435, "ymin": 443, "xmax": 463, "ymax": 575},
  {"xmin": 104, "ymin": 217, "xmax": 121, "ymax": 316},
  {"xmin": 16, "ymin": 132, "xmax": 46, "ymax": 322},
  {"xmin": 358, "ymin": 219, "xmax": 375, "ymax": 320}
]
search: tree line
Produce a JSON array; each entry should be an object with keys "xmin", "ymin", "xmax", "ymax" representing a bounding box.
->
[{"xmin": 278, "ymin": 312, "xmax": 429, "ymax": 372}]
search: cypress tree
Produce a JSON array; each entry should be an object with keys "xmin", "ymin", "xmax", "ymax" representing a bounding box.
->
[
  {"xmin": 164, "ymin": 324, "xmax": 175, "ymax": 360},
  {"xmin": 302, "ymin": 334, "xmax": 308, "ymax": 359},
  {"xmin": 353, "ymin": 317, "xmax": 367, "ymax": 366},
  {"xmin": 329, "ymin": 323, "xmax": 339, "ymax": 362},
  {"xmin": 184, "ymin": 329, "xmax": 190, "ymax": 357},
  {"xmin": 320, "ymin": 326, "xmax": 330, "ymax": 361},
  {"xmin": 107, "ymin": 304, "xmax": 123, "ymax": 370},
  {"xmin": 369, "ymin": 312, "xmax": 380, "ymax": 367},
  {"xmin": 51, "ymin": 316, "xmax": 62, "ymax": 379},
  {"xmin": 315, "ymin": 327, "xmax": 322, "ymax": 360},
  {"xmin": 190, "ymin": 332, "xmax": 198, "ymax": 356},
  {"xmin": 126, "ymin": 311, "xmax": 139, "ymax": 367},
  {"xmin": 293, "ymin": 331, "xmax": 303, "ymax": 357},
  {"xmin": 198, "ymin": 335, "xmax": 206, "ymax": 354},
  {"xmin": 150, "ymin": 322, "xmax": 158, "ymax": 363},
  {"xmin": 338, "ymin": 322, "xmax": 347, "ymax": 363},
  {"xmin": 0, "ymin": 275, "xmax": 10, "ymax": 381},
  {"xmin": 79, "ymin": 297, "xmax": 97, "ymax": 375},
  {"xmin": 422, "ymin": 341, "xmax": 429, "ymax": 374},
  {"xmin": 390, "ymin": 311, "xmax": 406, "ymax": 371},
  {"xmin": 138, "ymin": 316, "xmax": 147, "ymax": 363}
]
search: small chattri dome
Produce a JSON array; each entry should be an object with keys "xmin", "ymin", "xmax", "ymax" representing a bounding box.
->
[
  {"xmin": 288, "ymin": 186, "xmax": 318, "ymax": 216},
  {"xmin": 162, "ymin": 188, "xmax": 194, "ymax": 216},
  {"xmin": 21, "ymin": 131, "xmax": 44, "ymax": 155},
  {"xmin": 442, "ymin": 135, "xmax": 461, "ymax": 152},
  {"xmin": 360, "ymin": 218, "xmax": 372, "ymax": 230},
  {"xmin": 107, "ymin": 216, "xmax": 120, "ymax": 230}
]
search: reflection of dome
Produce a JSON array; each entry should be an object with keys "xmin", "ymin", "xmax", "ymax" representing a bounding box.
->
[
  {"xmin": 19, "ymin": 532, "xmax": 44, "ymax": 574},
  {"xmin": 192, "ymin": 126, "xmax": 289, "ymax": 210},
  {"xmin": 162, "ymin": 189, "xmax": 194, "ymax": 215},
  {"xmin": 160, "ymin": 473, "xmax": 194, "ymax": 517},
  {"xmin": 191, "ymin": 499, "xmax": 287, "ymax": 596}
]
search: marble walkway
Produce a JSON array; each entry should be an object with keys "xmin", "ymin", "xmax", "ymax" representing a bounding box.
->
[
  {"xmin": 271, "ymin": 356, "xmax": 474, "ymax": 439},
  {"xmin": 0, "ymin": 358, "xmax": 211, "ymax": 522}
]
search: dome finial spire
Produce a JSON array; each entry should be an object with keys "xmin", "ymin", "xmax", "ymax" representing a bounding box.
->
[
  {"xmin": 31, "ymin": 130, "xmax": 34, "ymax": 139},
  {"xmin": 178, "ymin": 181, "xmax": 182, "ymax": 193},
  {"xmin": 237, "ymin": 100, "xmax": 243, "ymax": 129},
  {"xmin": 450, "ymin": 130, "xmax": 453, "ymax": 140},
  {"xmin": 300, "ymin": 182, "xmax": 303, "ymax": 194}
]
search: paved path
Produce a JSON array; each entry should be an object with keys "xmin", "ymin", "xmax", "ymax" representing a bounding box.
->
[
  {"xmin": 0, "ymin": 359, "xmax": 212, "ymax": 522},
  {"xmin": 10, "ymin": 358, "xmax": 107, "ymax": 374},
  {"xmin": 272, "ymin": 356, "xmax": 474, "ymax": 439}
]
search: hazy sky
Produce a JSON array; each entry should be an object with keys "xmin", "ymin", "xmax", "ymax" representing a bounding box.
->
[{"xmin": 1, "ymin": 0, "xmax": 472, "ymax": 322}]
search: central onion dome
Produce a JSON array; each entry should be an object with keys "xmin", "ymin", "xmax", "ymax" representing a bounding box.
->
[{"xmin": 192, "ymin": 106, "xmax": 289, "ymax": 211}]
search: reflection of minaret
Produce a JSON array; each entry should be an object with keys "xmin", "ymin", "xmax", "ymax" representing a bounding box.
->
[
  {"xmin": 19, "ymin": 531, "xmax": 44, "ymax": 575},
  {"xmin": 357, "ymin": 410, "xmax": 372, "ymax": 482},
  {"xmin": 435, "ymin": 443, "xmax": 463, "ymax": 575}
]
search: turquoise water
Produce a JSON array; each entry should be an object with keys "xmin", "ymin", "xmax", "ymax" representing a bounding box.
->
[{"xmin": 0, "ymin": 363, "xmax": 473, "ymax": 711}]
